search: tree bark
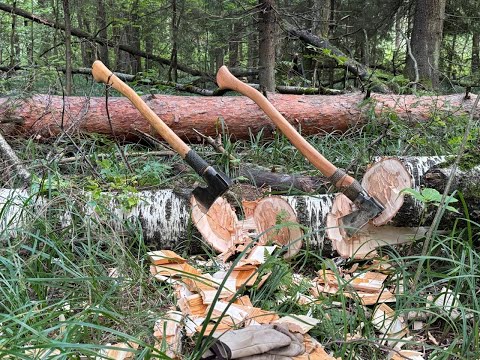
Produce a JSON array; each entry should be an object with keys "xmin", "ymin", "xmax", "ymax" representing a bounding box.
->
[
  {"xmin": 0, "ymin": 93, "xmax": 478, "ymax": 142},
  {"xmin": 404, "ymin": 0, "xmax": 446, "ymax": 88},
  {"xmin": 472, "ymin": 33, "xmax": 479, "ymax": 74},
  {"xmin": 3, "ymin": 156, "xmax": 478, "ymax": 256},
  {"xmin": 96, "ymin": 0, "xmax": 109, "ymax": 67},
  {"xmin": 62, "ymin": 0, "xmax": 72, "ymax": 96},
  {"xmin": 258, "ymin": 0, "xmax": 276, "ymax": 92}
]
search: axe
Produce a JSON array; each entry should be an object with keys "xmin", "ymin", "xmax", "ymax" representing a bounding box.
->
[
  {"xmin": 216, "ymin": 66, "xmax": 384, "ymax": 235},
  {"xmin": 92, "ymin": 61, "xmax": 232, "ymax": 210}
]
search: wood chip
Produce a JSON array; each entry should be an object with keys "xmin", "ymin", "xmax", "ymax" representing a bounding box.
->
[
  {"xmin": 234, "ymin": 295, "xmax": 254, "ymax": 307},
  {"xmin": 147, "ymin": 250, "xmax": 186, "ymax": 265},
  {"xmin": 97, "ymin": 342, "xmax": 139, "ymax": 360},
  {"xmin": 184, "ymin": 316, "xmax": 205, "ymax": 337},
  {"xmin": 247, "ymin": 245, "xmax": 277, "ymax": 263},
  {"xmin": 275, "ymin": 315, "xmax": 320, "ymax": 334},
  {"xmin": 390, "ymin": 350, "xmax": 424, "ymax": 360},
  {"xmin": 178, "ymin": 294, "xmax": 208, "ymax": 316},
  {"xmin": 153, "ymin": 311, "xmax": 183, "ymax": 338},
  {"xmin": 350, "ymin": 271, "xmax": 388, "ymax": 293},
  {"xmin": 232, "ymin": 268, "xmax": 259, "ymax": 288},
  {"xmin": 346, "ymin": 288, "xmax": 396, "ymax": 305},
  {"xmin": 150, "ymin": 262, "xmax": 201, "ymax": 279},
  {"xmin": 372, "ymin": 304, "xmax": 407, "ymax": 335},
  {"xmin": 208, "ymin": 301, "xmax": 251, "ymax": 326}
]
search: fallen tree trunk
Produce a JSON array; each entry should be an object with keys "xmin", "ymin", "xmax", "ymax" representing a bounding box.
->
[
  {"xmin": 4, "ymin": 156, "xmax": 476, "ymax": 258},
  {"xmin": 0, "ymin": 94, "xmax": 478, "ymax": 142}
]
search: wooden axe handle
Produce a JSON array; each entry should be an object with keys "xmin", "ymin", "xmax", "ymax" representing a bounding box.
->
[
  {"xmin": 92, "ymin": 60, "xmax": 190, "ymax": 157},
  {"xmin": 216, "ymin": 66, "xmax": 355, "ymax": 188}
]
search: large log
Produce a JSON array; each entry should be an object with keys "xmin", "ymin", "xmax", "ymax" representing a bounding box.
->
[
  {"xmin": 0, "ymin": 94, "xmax": 478, "ymax": 142},
  {"xmin": 5, "ymin": 155, "xmax": 475, "ymax": 259}
]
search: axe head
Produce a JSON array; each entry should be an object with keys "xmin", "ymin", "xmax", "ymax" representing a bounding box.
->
[
  {"xmin": 339, "ymin": 190, "xmax": 385, "ymax": 237},
  {"xmin": 185, "ymin": 149, "xmax": 232, "ymax": 210},
  {"xmin": 192, "ymin": 166, "xmax": 232, "ymax": 210}
]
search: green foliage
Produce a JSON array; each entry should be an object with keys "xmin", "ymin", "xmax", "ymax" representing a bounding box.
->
[{"xmin": 402, "ymin": 187, "xmax": 460, "ymax": 213}]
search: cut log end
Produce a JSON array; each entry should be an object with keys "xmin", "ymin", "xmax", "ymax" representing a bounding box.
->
[
  {"xmin": 362, "ymin": 158, "xmax": 412, "ymax": 226},
  {"xmin": 191, "ymin": 195, "xmax": 303, "ymax": 259},
  {"xmin": 326, "ymin": 158, "xmax": 413, "ymax": 258}
]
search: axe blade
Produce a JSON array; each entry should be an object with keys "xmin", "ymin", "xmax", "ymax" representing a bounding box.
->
[{"xmin": 339, "ymin": 191, "xmax": 385, "ymax": 237}]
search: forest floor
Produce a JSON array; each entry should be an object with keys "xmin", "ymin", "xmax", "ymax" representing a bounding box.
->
[{"xmin": 0, "ymin": 92, "xmax": 479, "ymax": 359}]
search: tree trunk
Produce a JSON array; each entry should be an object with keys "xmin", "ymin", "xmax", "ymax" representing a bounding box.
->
[
  {"xmin": 168, "ymin": 0, "xmax": 179, "ymax": 82},
  {"xmin": 62, "ymin": 0, "xmax": 73, "ymax": 96},
  {"xmin": 258, "ymin": 0, "xmax": 276, "ymax": 92},
  {"xmin": 9, "ymin": 0, "xmax": 18, "ymax": 67},
  {"xmin": 96, "ymin": 0, "xmax": 109, "ymax": 67},
  {"xmin": 3, "ymin": 156, "xmax": 477, "ymax": 256},
  {"xmin": 1, "ymin": 93, "xmax": 478, "ymax": 142},
  {"xmin": 472, "ymin": 33, "xmax": 479, "ymax": 74},
  {"xmin": 247, "ymin": 16, "xmax": 258, "ymax": 83},
  {"xmin": 405, "ymin": 0, "xmax": 446, "ymax": 88},
  {"xmin": 228, "ymin": 22, "xmax": 241, "ymax": 68}
]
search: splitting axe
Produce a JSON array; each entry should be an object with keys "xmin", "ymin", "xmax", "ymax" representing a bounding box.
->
[
  {"xmin": 216, "ymin": 66, "xmax": 384, "ymax": 235},
  {"xmin": 92, "ymin": 60, "xmax": 232, "ymax": 210}
]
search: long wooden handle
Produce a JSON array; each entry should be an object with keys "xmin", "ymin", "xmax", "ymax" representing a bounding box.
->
[
  {"xmin": 92, "ymin": 60, "xmax": 190, "ymax": 157},
  {"xmin": 216, "ymin": 66, "xmax": 354, "ymax": 188}
]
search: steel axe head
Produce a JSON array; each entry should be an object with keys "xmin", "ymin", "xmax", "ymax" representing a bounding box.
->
[
  {"xmin": 339, "ymin": 190, "xmax": 385, "ymax": 237},
  {"xmin": 185, "ymin": 150, "xmax": 232, "ymax": 210},
  {"xmin": 192, "ymin": 166, "xmax": 232, "ymax": 210}
]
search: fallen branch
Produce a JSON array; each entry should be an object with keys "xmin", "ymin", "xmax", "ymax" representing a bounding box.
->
[{"xmin": 0, "ymin": 132, "xmax": 31, "ymax": 187}]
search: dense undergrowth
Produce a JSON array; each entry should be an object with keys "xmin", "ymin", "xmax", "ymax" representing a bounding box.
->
[{"xmin": 0, "ymin": 74, "xmax": 479, "ymax": 359}]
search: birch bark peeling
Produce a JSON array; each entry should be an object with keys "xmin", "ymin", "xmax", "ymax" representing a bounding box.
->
[{"xmin": 0, "ymin": 94, "xmax": 478, "ymax": 142}]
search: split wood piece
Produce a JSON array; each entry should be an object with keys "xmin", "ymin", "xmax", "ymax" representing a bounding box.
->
[
  {"xmin": 246, "ymin": 245, "xmax": 277, "ymax": 263},
  {"xmin": 208, "ymin": 301, "xmax": 253, "ymax": 327},
  {"xmin": 274, "ymin": 315, "xmax": 320, "ymax": 334},
  {"xmin": 293, "ymin": 334, "xmax": 336, "ymax": 360},
  {"xmin": 372, "ymin": 304, "xmax": 408, "ymax": 335},
  {"xmin": 191, "ymin": 196, "xmax": 237, "ymax": 254},
  {"xmin": 361, "ymin": 158, "xmax": 412, "ymax": 226},
  {"xmin": 350, "ymin": 272, "xmax": 388, "ymax": 293},
  {"xmin": 310, "ymin": 283, "xmax": 396, "ymax": 306},
  {"xmin": 234, "ymin": 295, "xmax": 254, "ymax": 307},
  {"xmin": 390, "ymin": 350, "xmax": 425, "ymax": 360},
  {"xmin": 97, "ymin": 342, "xmax": 139, "ymax": 360},
  {"xmin": 196, "ymin": 321, "xmax": 234, "ymax": 336},
  {"xmin": 153, "ymin": 311, "xmax": 183, "ymax": 359},
  {"xmin": 150, "ymin": 262, "xmax": 202, "ymax": 279},
  {"xmin": 184, "ymin": 274, "xmax": 235, "ymax": 304},
  {"xmin": 191, "ymin": 196, "xmax": 303, "ymax": 259},
  {"xmin": 232, "ymin": 268, "xmax": 259, "ymax": 288},
  {"xmin": 178, "ymin": 294, "xmax": 208, "ymax": 316},
  {"xmin": 256, "ymin": 272, "xmax": 272, "ymax": 290},
  {"xmin": 153, "ymin": 311, "xmax": 183, "ymax": 338},
  {"xmin": 327, "ymin": 194, "xmax": 429, "ymax": 258},
  {"xmin": 184, "ymin": 316, "xmax": 205, "ymax": 337},
  {"xmin": 230, "ymin": 303, "xmax": 280, "ymax": 324},
  {"xmin": 346, "ymin": 289, "xmax": 396, "ymax": 306},
  {"xmin": 147, "ymin": 250, "xmax": 186, "ymax": 265}
]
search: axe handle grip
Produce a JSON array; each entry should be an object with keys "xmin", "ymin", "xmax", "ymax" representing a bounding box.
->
[
  {"xmin": 92, "ymin": 60, "xmax": 190, "ymax": 157},
  {"xmin": 216, "ymin": 66, "xmax": 355, "ymax": 188}
]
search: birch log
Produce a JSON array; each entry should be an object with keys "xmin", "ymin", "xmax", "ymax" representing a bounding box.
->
[{"xmin": 2, "ymin": 156, "xmax": 477, "ymax": 256}]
